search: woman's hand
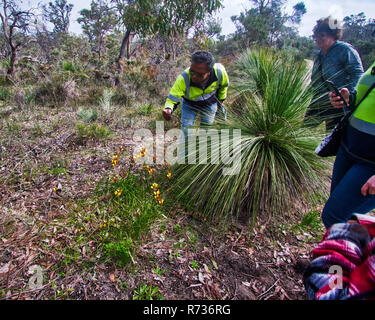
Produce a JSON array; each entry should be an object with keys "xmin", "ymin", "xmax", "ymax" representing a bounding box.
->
[
  {"xmin": 361, "ymin": 175, "xmax": 375, "ymax": 196},
  {"xmin": 329, "ymin": 88, "xmax": 350, "ymax": 108}
]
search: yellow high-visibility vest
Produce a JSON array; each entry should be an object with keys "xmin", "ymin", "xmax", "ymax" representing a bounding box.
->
[
  {"xmin": 350, "ymin": 61, "xmax": 375, "ymax": 135},
  {"xmin": 164, "ymin": 63, "xmax": 229, "ymax": 110}
]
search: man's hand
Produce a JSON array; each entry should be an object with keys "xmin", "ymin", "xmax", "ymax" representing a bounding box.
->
[
  {"xmin": 162, "ymin": 108, "xmax": 172, "ymax": 121},
  {"xmin": 361, "ymin": 175, "xmax": 375, "ymax": 196},
  {"xmin": 329, "ymin": 88, "xmax": 350, "ymax": 109}
]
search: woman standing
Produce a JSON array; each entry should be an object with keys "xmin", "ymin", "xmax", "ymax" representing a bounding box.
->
[
  {"xmin": 322, "ymin": 60, "xmax": 375, "ymax": 229},
  {"xmin": 305, "ymin": 16, "xmax": 364, "ymax": 130}
]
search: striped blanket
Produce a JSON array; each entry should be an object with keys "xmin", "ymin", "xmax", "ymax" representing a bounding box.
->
[{"xmin": 303, "ymin": 214, "xmax": 375, "ymax": 300}]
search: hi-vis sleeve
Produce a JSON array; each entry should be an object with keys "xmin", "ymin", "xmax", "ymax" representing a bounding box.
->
[
  {"xmin": 216, "ymin": 63, "xmax": 229, "ymax": 101},
  {"xmin": 164, "ymin": 74, "xmax": 186, "ymax": 110}
]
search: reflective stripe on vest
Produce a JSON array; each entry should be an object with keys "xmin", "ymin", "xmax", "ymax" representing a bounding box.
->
[
  {"xmin": 216, "ymin": 66, "xmax": 222, "ymax": 87},
  {"xmin": 349, "ymin": 116, "xmax": 375, "ymax": 136},
  {"xmin": 359, "ymin": 74, "xmax": 375, "ymax": 87},
  {"xmin": 181, "ymin": 71, "xmax": 190, "ymax": 100},
  {"xmin": 192, "ymin": 90, "xmax": 217, "ymax": 102},
  {"xmin": 167, "ymin": 93, "xmax": 182, "ymax": 103}
]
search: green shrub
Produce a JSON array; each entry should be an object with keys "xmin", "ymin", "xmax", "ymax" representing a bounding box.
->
[
  {"xmin": 76, "ymin": 122, "xmax": 110, "ymax": 144},
  {"xmin": 5, "ymin": 120, "xmax": 21, "ymax": 136},
  {"xmin": 104, "ymin": 238, "xmax": 133, "ymax": 267},
  {"xmin": 77, "ymin": 107, "xmax": 98, "ymax": 123},
  {"xmin": 133, "ymin": 284, "xmax": 163, "ymax": 300},
  {"xmin": 62, "ymin": 61, "xmax": 79, "ymax": 73},
  {"xmin": 137, "ymin": 104, "xmax": 154, "ymax": 116},
  {"xmin": 111, "ymin": 88, "xmax": 131, "ymax": 106},
  {"xmin": 294, "ymin": 210, "xmax": 324, "ymax": 233},
  {"xmin": 99, "ymin": 89, "xmax": 114, "ymax": 113},
  {"xmin": 33, "ymin": 74, "xmax": 77, "ymax": 106},
  {"xmin": 0, "ymin": 87, "xmax": 10, "ymax": 101}
]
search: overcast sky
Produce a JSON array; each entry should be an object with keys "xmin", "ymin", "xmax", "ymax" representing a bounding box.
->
[
  {"xmin": 25, "ymin": 0, "xmax": 375, "ymax": 38},
  {"xmin": 217, "ymin": 0, "xmax": 375, "ymax": 37}
]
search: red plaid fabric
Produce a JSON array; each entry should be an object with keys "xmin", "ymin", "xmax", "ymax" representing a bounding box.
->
[{"xmin": 303, "ymin": 214, "xmax": 375, "ymax": 300}]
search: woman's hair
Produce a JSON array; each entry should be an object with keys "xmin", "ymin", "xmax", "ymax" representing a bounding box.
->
[
  {"xmin": 313, "ymin": 16, "xmax": 344, "ymax": 40},
  {"xmin": 191, "ymin": 51, "xmax": 215, "ymax": 71}
]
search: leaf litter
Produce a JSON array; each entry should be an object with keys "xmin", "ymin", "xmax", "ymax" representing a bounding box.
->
[{"xmin": 0, "ymin": 104, "xmax": 323, "ymax": 300}]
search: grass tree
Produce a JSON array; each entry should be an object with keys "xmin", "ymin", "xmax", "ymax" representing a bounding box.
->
[{"xmin": 170, "ymin": 48, "xmax": 329, "ymax": 229}]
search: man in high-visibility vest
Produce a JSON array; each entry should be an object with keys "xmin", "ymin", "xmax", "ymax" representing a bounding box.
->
[{"xmin": 162, "ymin": 51, "xmax": 229, "ymax": 128}]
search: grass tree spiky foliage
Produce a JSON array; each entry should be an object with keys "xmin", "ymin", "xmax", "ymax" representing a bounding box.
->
[{"xmin": 170, "ymin": 48, "xmax": 329, "ymax": 229}]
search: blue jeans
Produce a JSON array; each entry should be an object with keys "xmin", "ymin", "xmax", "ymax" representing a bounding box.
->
[
  {"xmin": 322, "ymin": 146, "xmax": 375, "ymax": 229},
  {"xmin": 178, "ymin": 101, "xmax": 217, "ymax": 161},
  {"xmin": 181, "ymin": 100, "xmax": 217, "ymax": 132}
]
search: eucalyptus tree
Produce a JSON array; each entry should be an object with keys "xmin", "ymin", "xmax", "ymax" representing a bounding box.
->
[
  {"xmin": 342, "ymin": 12, "xmax": 375, "ymax": 69},
  {"xmin": 77, "ymin": 0, "xmax": 118, "ymax": 61},
  {"xmin": 112, "ymin": 0, "xmax": 223, "ymax": 84},
  {"xmin": 42, "ymin": 0, "xmax": 73, "ymax": 35},
  {"xmin": 0, "ymin": 0, "xmax": 33, "ymax": 79},
  {"xmin": 231, "ymin": 0, "xmax": 306, "ymax": 47}
]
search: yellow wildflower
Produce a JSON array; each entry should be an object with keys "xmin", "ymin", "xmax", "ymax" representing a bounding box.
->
[
  {"xmin": 115, "ymin": 189, "xmax": 122, "ymax": 197},
  {"xmin": 111, "ymin": 153, "xmax": 119, "ymax": 167},
  {"xmin": 158, "ymin": 199, "xmax": 164, "ymax": 205},
  {"xmin": 167, "ymin": 171, "xmax": 172, "ymax": 179},
  {"xmin": 151, "ymin": 183, "xmax": 158, "ymax": 190},
  {"xmin": 143, "ymin": 165, "xmax": 153, "ymax": 174}
]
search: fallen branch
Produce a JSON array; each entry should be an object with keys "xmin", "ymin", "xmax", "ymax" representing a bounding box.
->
[{"xmin": 257, "ymin": 279, "xmax": 280, "ymax": 300}]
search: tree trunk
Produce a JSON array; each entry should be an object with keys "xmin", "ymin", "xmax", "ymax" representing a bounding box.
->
[
  {"xmin": 114, "ymin": 29, "xmax": 131, "ymax": 86},
  {"xmin": 6, "ymin": 47, "xmax": 17, "ymax": 80},
  {"xmin": 127, "ymin": 33, "xmax": 134, "ymax": 59}
]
